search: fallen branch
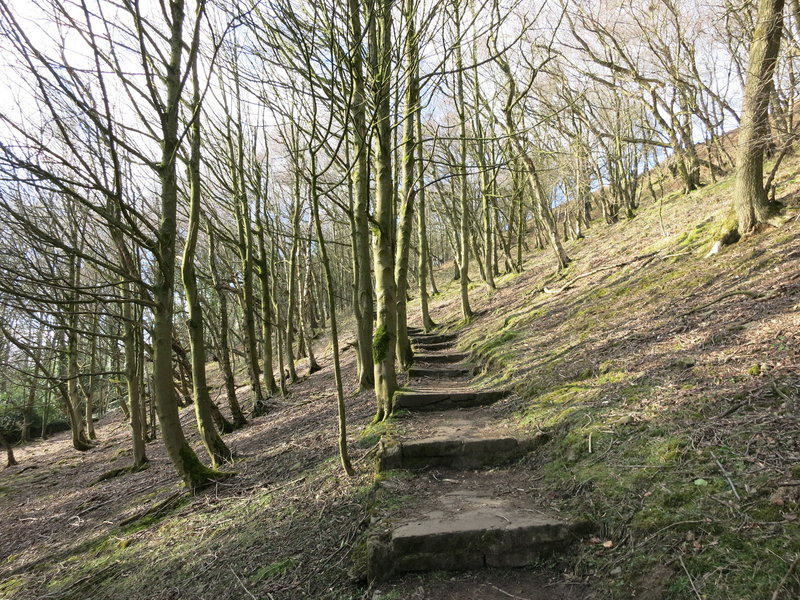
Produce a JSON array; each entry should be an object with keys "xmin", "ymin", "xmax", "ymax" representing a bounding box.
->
[{"xmin": 542, "ymin": 251, "xmax": 662, "ymax": 294}]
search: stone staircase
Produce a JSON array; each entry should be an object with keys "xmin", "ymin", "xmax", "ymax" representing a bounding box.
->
[{"xmin": 366, "ymin": 327, "xmax": 588, "ymax": 583}]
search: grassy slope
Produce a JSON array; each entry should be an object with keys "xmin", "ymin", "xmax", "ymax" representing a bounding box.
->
[
  {"xmin": 0, "ymin": 153, "xmax": 798, "ymax": 600},
  {"xmin": 419, "ymin": 152, "xmax": 800, "ymax": 598}
]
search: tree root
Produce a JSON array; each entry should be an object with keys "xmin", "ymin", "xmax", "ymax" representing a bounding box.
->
[
  {"xmin": 118, "ymin": 491, "xmax": 186, "ymax": 527},
  {"xmin": 679, "ymin": 290, "xmax": 770, "ymax": 317},
  {"xmin": 90, "ymin": 462, "xmax": 150, "ymax": 486},
  {"xmin": 541, "ymin": 251, "xmax": 663, "ymax": 294}
]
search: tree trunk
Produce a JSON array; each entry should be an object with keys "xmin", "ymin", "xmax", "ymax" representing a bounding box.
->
[
  {"xmin": 181, "ymin": 64, "xmax": 232, "ymax": 467},
  {"xmin": 348, "ymin": 0, "xmax": 375, "ymax": 391},
  {"xmin": 151, "ymin": 0, "xmax": 220, "ymax": 492},
  {"xmin": 285, "ymin": 161, "xmax": 302, "ymax": 383},
  {"xmin": 733, "ymin": 0, "xmax": 785, "ymax": 233},
  {"xmin": 310, "ymin": 155, "xmax": 354, "ymax": 475},
  {"xmin": 416, "ymin": 106, "xmax": 436, "ymax": 332},
  {"xmin": 454, "ymin": 0, "xmax": 473, "ymax": 319},
  {"xmin": 301, "ymin": 223, "xmax": 321, "ymax": 374},
  {"xmin": 371, "ymin": 0, "xmax": 399, "ymax": 419},
  {"xmin": 394, "ymin": 0, "xmax": 419, "ymax": 369},
  {"xmin": 208, "ymin": 227, "xmax": 247, "ymax": 428},
  {"xmin": 0, "ymin": 431, "xmax": 16, "ymax": 467}
]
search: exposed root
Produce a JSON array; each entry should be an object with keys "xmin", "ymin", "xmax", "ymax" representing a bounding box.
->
[{"xmin": 541, "ymin": 251, "xmax": 662, "ymax": 294}]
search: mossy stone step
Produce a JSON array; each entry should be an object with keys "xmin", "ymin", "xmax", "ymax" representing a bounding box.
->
[
  {"xmin": 413, "ymin": 340, "xmax": 454, "ymax": 352},
  {"xmin": 378, "ymin": 434, "xmax": 547, "ymax": 471},
  {"xmin": 410, "ymin": 333, "xmax": 456, "ymax": 345},
  {"xmin": 366, "ymin": 491, "xmax": 585, "ymax": 581},
  {"xmin": 413, "ymin": 352, "xmax": 468, "ymax": 364},
  {"xmin": 408, "ymin": 366, "xmax": 472, "ymax": 378},
  {"xmin": 394, "ymin": 389, "xmax": 508, "ymax": 411}
]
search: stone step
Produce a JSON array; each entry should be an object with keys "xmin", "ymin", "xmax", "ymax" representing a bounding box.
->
[
  {"xmin": 378, "ymin": 434, "xmax": 547, "ymax": 471},
  {"xmin": 407, "ymin": 326, "xmax": 424, "ymax": 335},
  {"xmin": 395, "ymin": 389, "xmax": 508, "ymax": 411},
  {"xmin": 413, "ymin": 341, "xmax": 454, "ymax": 352},
  {"xmin": 408, "ymin": 366, "xmax": 472, "ymax": 379},
  {"xmin": 410, "ymin": 333, "xmax": 456, "ymax": 345},
  {"xmin": 414, "ymin": 353, "xmax": 468, "ymax": 364},
  {"xmin": 366, "ymin": 483, "xmax": 587, "ymax": 581}
]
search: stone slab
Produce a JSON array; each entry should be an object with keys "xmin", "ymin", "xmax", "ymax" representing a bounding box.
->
[
  {"xmin": 394, "ymin": 389, "xmax": 508, "ymax": 411},
  {"xmin": 367, "ymin": 487, "xmax": 581, "ymax": 581},
  {"xmin": 410, "ymin": 333, "xmax": 456, "ymax": 344},
  {"xmin": 413, "ymin": 341, "xmax": 455, "ymax": 352},
  {"xmin": 378, "ymin": 434, "xmax": 547, "ymax": 471},
  {"xmin": 414, "ymin": 353, "xmax": 469, "ymax": 364},
  {"xmin": 408, "ymin": 366, "xmax": 472, "ymax": 378}
]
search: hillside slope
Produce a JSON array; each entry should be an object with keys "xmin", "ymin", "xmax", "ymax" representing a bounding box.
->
[
  {"xmin": 388, "ymin": 153, "xmax": 799, "ymax": 599},
  {"xmin": 0, "ymin": 154, "xmax": 798, "ymax": 600}
]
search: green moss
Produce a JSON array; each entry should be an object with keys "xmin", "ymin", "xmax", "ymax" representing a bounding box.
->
[
  {"xmin": 250, "ymin": 557, "xmax": 298, "ymax": 583},
  {"xmin": 0, "ymin": 576, "xmax": 25, "ymax": 596},
  {"xmin": 357, "ymin": 418, "xmax": 398, "ymax": 449},
  {"xmin": 178, "ymin": 444, "xmax": 230, "ymax": 492},
  {"xmin": 372, "ymin": 324, "xmax": 390, "ymax": 364}
]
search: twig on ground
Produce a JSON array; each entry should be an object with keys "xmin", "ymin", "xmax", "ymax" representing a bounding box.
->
[
  {"xmin": 679, "ymin": 556, "xmax": 703, "ymax": 600},
  {"xmin": 229, "ymin": 566, "xmax": 258, "ymax": 600},
  {"xmin": 482, "ymin": 583, "xmax": 532, "ymax": 599},
  {"xmin": 770, "ymin": 555, "xmax": 799, "ymax": 600},
  {"xmin": 711, "ymin": 451, "xmax": 741, "ymax": 501}
]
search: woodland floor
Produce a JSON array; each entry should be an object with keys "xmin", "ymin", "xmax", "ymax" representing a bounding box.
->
[{"xmin": 1, "ymin": 155, "xmax": 800, "ymax": 600}]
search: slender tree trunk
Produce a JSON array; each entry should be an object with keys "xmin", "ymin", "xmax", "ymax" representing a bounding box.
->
[
  {"xmin": 348, "ymin": 0, "xmax": 375, "ymax": 391},
  {"xmin": 394, "ymin": 0, "xmax": 419, "ymax": 368},
  {"xmin": 371, "ymin": 0, "xmax": 399, "ymax": 419},
  {"xmin": 83, "ymin": 307, "xmax": 99, "ymax": 440},
  {"xmin": 310, "ymin": 156, "xmax": 354, "ymax": 475},
  {"xmin": 416, "ymin": 106, "xmax": 435, "ymax": 331},
  {"xmin": 271, "ymin": 236, "xmax": 288, "ymax": 397},
  {"xmin": 151, "ymin": 0, "xmax": 220, "ymax": 491},
  {"xmin": 454, "ymin": 0, "xmax": 473, "ymax": 319},
  {"xmin": 301, "ymin": 222, "xmax": 321, "ymax": 373},
  {"xmin": 181, "ymin": 65, "xmax": 232, "ymax": 467},
  {"xmin": 208, "ymin": 228, "xmax": 247, "ymax": 428},
  {"xmin": 285, "ymin": 161, "xmax": 302, "ymax": 383},
  {"xmin": 65, "ymin": 257, "xmax": 92, "ymax": 451}
]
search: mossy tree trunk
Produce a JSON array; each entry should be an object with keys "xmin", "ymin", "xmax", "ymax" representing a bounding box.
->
[
  {"xmin": 301, "ymin": 222, "xmax": 321, "ymax": 374},
  {"xmin": 254, "ymin": 154, "xmax": 279, "ymax": 396},
  {"xmin": 348, "ymin": 0, "xmax": 375, "ymax": 391},
  {"xmin": 371, "ymin": 0, "xmax": 399, "ymax": 419},
  {"xmin": 150, "ymin": 0, "xmax": 221, "ymax": 492},
  {"xmin": 180, "ymin": 63, "xmax": 232, "ymax": 467},
  {"xmin": 207, "ymin": 226, "xmax": 247, "ymax": 428},
  {"xmin": 394, "ymin": 0, "xmax": 419, "ymax": 369},
  {"xmin": 226, "ymin": 66, "xmax": 266, "ymax": 417},
  {"xmin": 733, "ymin": 0, "xmax": 785, "ymax": 233},
  {"xmin": 285, "ymin": 156, "xmax": 303, "ymax": 383},
  {"xmin": 454, "ymin": 0, "xmax": 473, "ymax": 320}
]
